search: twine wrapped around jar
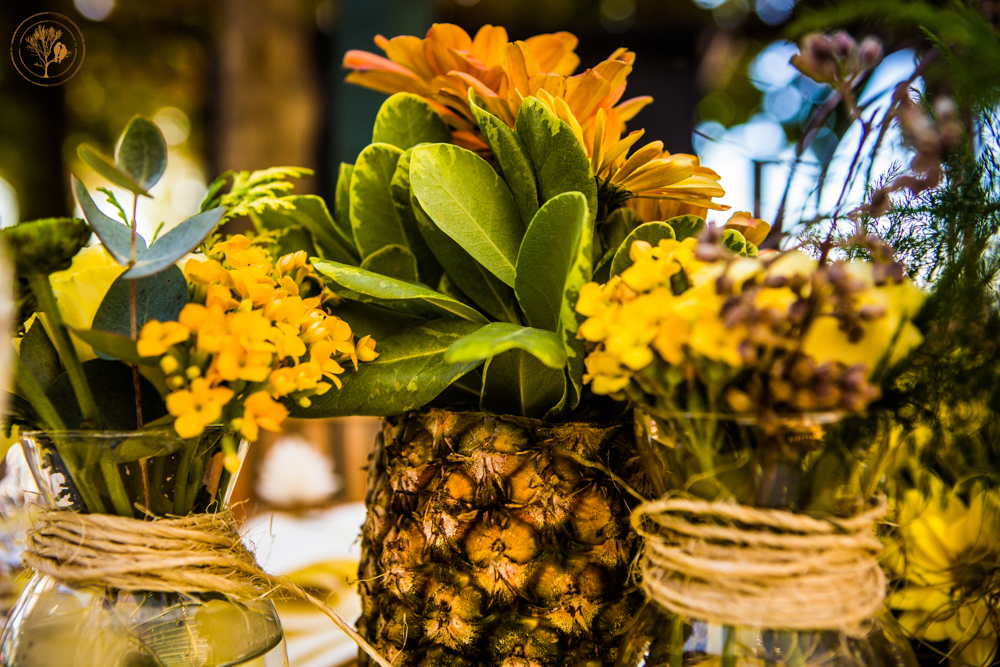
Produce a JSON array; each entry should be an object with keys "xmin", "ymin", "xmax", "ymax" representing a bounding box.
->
[
  {"xmin": 22, "ymin": 509, "xmax": 394, "ymax": 667},
  {"xmin": 632, "ymin": 495, "xmax": 888, "ymax": 637}
]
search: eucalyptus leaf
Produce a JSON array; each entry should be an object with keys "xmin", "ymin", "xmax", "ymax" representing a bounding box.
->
[
  {"xmin": 312, "ymin": 259, "xmax": 488, "ymax": 323},
  {"xmin": 73, "ymin": 176, "xmax": 147, "ymax": 267},
  {"xmin": 411, "ymin": 193, "xmax": 520, "ymax": 323},
  {"xmin": 78, "ymin": 144, "xmax": 150, "ymax": 197},
  {"xmin": 722, "ymin": 229, "xmax": 748, "ymax": 256},
  {"xmin": 445, "ymin": 322, "xmax": 567, "ymax": 368},
  {"xmin": 69, "ymin": 327, "xmax": 150, "ymax": 366},
  {"xmin": 480, "ymin": 349, "xmax": 567, "ymax": 420},
  {"xmin": 515, "ymin": 192, "xmax": 589, "ymax": 332},
  {"xmin": 122, "ymin": 207, "xmax": 225, "ymax": 279},
  {"xmin": 667, "ymin": 214, "xmax": 706, "ymax": 241},
  {"xmin": 360, "ymin": 244, "xmax": 419, "ymax": 283},
  {"xmin": 21, "ymin": 318, "xmax": 61, "ymax": 391},
  {"xmin": 115, "ymin": 116, "xmax": 167, "ymax": 191},
  {"xmin": 373, "ymin": 93, "xmax": 452, "ymax": 150},
  {"xmin": 288, "ymin": 319, "xmax": 485, "ymax": 417},
  {"xmin": 46, "ymin": 359, "xmax": 167, "ymax": 430},
  {"xmin": 252, "ymin": 195, "xmax": 358, "ymax": 264},
  {"xmin": 410, "ymin": 144, "xmax": 523, "ymax": 287},
  {"xmin": 350, "ymin": 143, "xmax": 407, "ymax": 257},
  {"xmin": 514, "ymin": 98, "xmax": 597, "ymax": 226},
  {"xmin": 92, "ymin": 266, "xmax": 187, "ymax": 358},
  {"xmin": 389, "ymin": 148, "xmax": 443, "ymax": 285},
  {"xmin": 469, "ymin": 92, "xmax": 539, "ymax": 227},
  {"xmin": 335, "ymin": 163, "xmax": 354, "ymax": 238},
  {"xmin": 610, "ymin": 222, "xmax": 678, "ymax": 278}
]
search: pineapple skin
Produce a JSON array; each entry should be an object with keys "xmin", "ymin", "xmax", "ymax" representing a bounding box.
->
[{"xmin": 358, "ymin": 409, "xmax": 647, "ymax": 667}]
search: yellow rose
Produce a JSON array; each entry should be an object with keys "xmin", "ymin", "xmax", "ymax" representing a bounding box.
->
[{"xmin": 46, "ymin": 245, "xmax": 126, "ymax": 360}]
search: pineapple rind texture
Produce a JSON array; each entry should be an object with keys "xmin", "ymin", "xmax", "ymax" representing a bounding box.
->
[{"xmin": 358, "ymin": 409, "xmax": 646, "ymax": 667}]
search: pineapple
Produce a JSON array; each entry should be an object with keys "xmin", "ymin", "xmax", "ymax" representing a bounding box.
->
[{"xmin": 357, "ymin": 410, "xmax": 645, "ymax": 667}]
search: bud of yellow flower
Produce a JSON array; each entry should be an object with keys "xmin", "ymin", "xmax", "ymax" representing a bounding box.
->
[{"xmin": 160, "ymin": 355, "xmax": 180, "ymax": 375}]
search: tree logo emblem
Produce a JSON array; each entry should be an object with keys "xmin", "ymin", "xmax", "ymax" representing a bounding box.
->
[{"xmin": 10, "ymin": 13, "xmax": 85, "ymax": 87}]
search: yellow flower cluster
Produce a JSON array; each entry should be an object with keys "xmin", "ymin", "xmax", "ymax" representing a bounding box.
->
[
  {"xmin": 577, "ymin": 238, "xmax": 925, "ymax": 409},
  {"xmin": 137, "ymin": 235, "xmax": 378, "ymax": 442},
  {"xmin": 884, "ymin": 478, "xmax": 1000, "ymax": 666}
]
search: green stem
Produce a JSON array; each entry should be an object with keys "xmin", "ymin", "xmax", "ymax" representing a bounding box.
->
[
  {"xmin": 669, "ymin": 615, "xmax": 684, "ymax": 667},
  {"xmin": 99, "ymin": 451, "xmax": 133, "ymax": 517},
  {"xmin": 722, "ymin": 625, "xmax": 737, "ymax": 667},
  {"xmin": 11, "ymin": 347, "xmax": 65, "ymax": 431},
  {"xmin": 27, "ymin": 273, "xmax": 101, "ymax": 426},
  {"xmin": 173, "ymin": 439, "xmax": 195, "ymax": 515}
]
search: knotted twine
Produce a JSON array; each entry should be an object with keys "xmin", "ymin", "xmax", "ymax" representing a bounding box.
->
[
  {"xmin": 632, "ymin": 495, "xmax": 888, "ymax": 637},
  {"xmin": 22, "ymin": 509, "xmax": 393, "ymax": 667}
]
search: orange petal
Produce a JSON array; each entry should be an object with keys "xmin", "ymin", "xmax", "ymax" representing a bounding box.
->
[
  {"xmin": 502, "ymin": 41, "xmax": 540, "ymax": 97},
  {"xmin": 451, "ymin": 130, "xmax": 490, "ymax": 152},
  {"xmin": 599, "ymin": 129, "xmax": 645, "ymax": 174},
  {"xmin": 343, "ymin": 49, "xmax": 413, "ymax": 76},
  {"xmin": 472, "ymin": 25, "xmax": 509, "ymax": 68},
  {"xmin": 613, "ymin": 140, "xmax": 664, "ymax": 183},
  {"xmin": 344, "ymin": 70, "xmax": 426, "ymax": 96},
  {"xmin": 614, "ymin": 95, "xmax": 653, "ymax": 122},
  {"xmin": 591, "ymin": 108, "xmax": 606, "ymax": 172},
  {"xmin": 565, "ymin": 69, "xmax": 612, "ymax": 124},
  {"xmin": 593, "ymin": 59, "xmax": 632, "ymax": 91},
  {"xmin": 381, "ymin": 35, "xmax": 434, "ymax": 80},
  {"xmin": 524, "ymin": 32, "xmax": 580, "ymax": 75},
  {"xmin": 426, "ymin": 23, "xmax": 474, "ymax": 52},
  {"xmin": 620, "ymin": 156, "xmax": 695, "ymax": 193}
]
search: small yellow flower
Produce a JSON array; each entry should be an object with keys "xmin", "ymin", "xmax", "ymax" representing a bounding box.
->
[
  {"xmin": 239, "ymin": 390, "xmax": 289, "ymax": 441},
  {"xmin": 355, "ymin": 335, "xmax": 379, "ymax": 363},
  {"xmin": 166, "ymin": 378, "xmax": 234, "ymax": 439},
  {"xmin": 137, "ymin": 320, "xmax": 190, "ymax": 358}
]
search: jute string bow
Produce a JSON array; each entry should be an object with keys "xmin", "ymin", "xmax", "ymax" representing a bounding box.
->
[
  {"xmin": 23, "ymin": 509, "xmax": 393, "ymax": 667},
  {"xmin": 632, "ymin": 495, "xmax": 888, "ymax": 637}
]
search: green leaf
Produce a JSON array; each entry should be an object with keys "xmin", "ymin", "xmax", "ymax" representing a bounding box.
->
[
  {"xmin": 480, "ymin": 349, "xmax": 566, "ymax": 419},
  {"xmin": 69, "ymin": 327, "xmax": 149, "ymax": 366},
  {"xmin": 722, "ymin": 229, "xmax": 748, "ymax": 256},
  {"xmin": 92, "ymin": 266, "xmax": 188, "ymax": 359},
  {"xmin": 46, "ymin": 359, "xmax": 166, "ymax": 430},
  {"xmin": 122, "ymin": 207, "xmax": 225, "ymax": 279},
  {"xmin": 666, "ymin": 214, "xmax": 706, "ymax": 241},
  {"xmin": 21, "ymin": 319, "xmax": 61, "ymax": 391},
  {"xmin": 73, "ymin": 176, "xmax": 146, "ymax": 267},
  {"xmin": 334, "ymin": 163, "xmax": 354, "ymax": 239},
  {"xmin": 411, "ymin": 193, "xmax": 519, "ymax": 323},
  {"xmin": 313, "ymin": 259, "xmax": 488, "ymax": 323},
  {"xmin": 390, "ymin": 148, "xmax": 443, "ymax": 285},
  {"xmin": 332, "ymin": 301, "xmax": 427, "ymax": 341},
  {"xmin": 115, "ymin": 116, "xmax": 167, "ymax": 191},
  {"xmin": 78, "ymin": 144, "xmax": 151, "ymax": 197},
  {"xmin": 360, "ymin": 244, "xmax": 419, "ymax": 283},
  {"xmin": 288, "ymin": 319, "xmax": 485, "ymax": 417},
  {"xmin": 515, "ymin": 98, "xmax": 597, "ymax": 226},
  {"xmin": 410, "ymin": 144, "xmax": 523, "ymax": 287},
  {"xmin": 253, "ymin": 195, "xmax": 358, "ymax": 264},
  {"xmin": 350, "ymin": 143, "xmax": 407, "ymax": 258},
  {"xmin": 515, "ymin": 192, "xmax": 589, "ymax": 332},
  {"xmin": 445, "ymin": 322, "xmax": 567, "ymax": 368},
  {"xmin": 610, "ymin": 222, "xmax": 678, "ymax": 278},
  {"xmin": 469, "ymin": 92, "xmax": 539, "ymax": 226},
  {"xmin": 373, "ymin": 93, "xmax": 452, "ymax": 150}
]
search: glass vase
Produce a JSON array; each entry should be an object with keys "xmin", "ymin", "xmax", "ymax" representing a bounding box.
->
[
  {"xmin": 617, "ymin": 407, "xmax": 916, "ymax": 667},
  {"xmin": 0, "ymin": 429, "xmax": 288, "ymax": 667}
]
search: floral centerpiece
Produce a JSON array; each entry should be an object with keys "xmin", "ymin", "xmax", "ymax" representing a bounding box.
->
[{"xmin": 0, "ymin": 116, "xmax": 377, "ymax": 666}]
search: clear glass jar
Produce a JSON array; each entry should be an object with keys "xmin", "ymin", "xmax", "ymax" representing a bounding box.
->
[
  {"xmin": 616, "ymin": 407, "xmax": 916, "ymax": 667},
  {"xmin": 0, "ymin": 429, "xmax": 288, "ymax": 667}
]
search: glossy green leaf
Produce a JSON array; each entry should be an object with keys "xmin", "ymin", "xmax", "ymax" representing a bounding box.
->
[
  {"xmin": 332, "ymin": 301, "xmax": 427, "ymax": 341},
  {"xmin": 480, "ymin": 349, "xmax": 566, "ymax": 419},
  {"xmin": 411, "ymin": 193, "xmax": 519, "ymax": 323},
  {"xmin": 722, "ymin": 229, "xmax": 748, "ymax": 256},
  {"xmin": 73, "ymin": 176, "xmax": 146, "ymax": 267},
  {"xmin": 21, "ymin": 319, "xmax": 61, "ymax": 391},
  {"xmin": 373, "ymin": 93, "xmax": 452, "ymax": 150},
  {"xmin": 313, "ymin": 259, "xmax": 488, "ymax": 323},
  {"xmin": 69, "ymin": 327, "xmax": 149, "ymax": 366},
  {"xmin": 115, "ymin": 116, "xmax": 167, "ymax": 191},
  {"xmin": 469, "ymin": 92, "xmax": 539, "ymax": 226},
  {"xmin": 334, "ymin": 163, "xmax": 354, "ymax": 238},
  {"xmin": 350, "ymin": 143, "xmax": 407, "ymax": 257},
  {"xmin": 389, "ymin": 148, "xmax": 443, "ymax": 285},
  {"xmin": 445, "ymin": 322, "xmax": 566, "ymax": 368},
  {"xmin": 514, "ymin": 98, "xmax": 597, "ymax": 225},
  {"xmin": 610, "ymin": 222, "xmax": 678, "ymax": 278},
  {"xmin": 515, "ymin": 192, "xmax": 589, "ymax": 332},
  {"xmin": 92, "ymin": 266, "xmax": 188, "ymax": 359},
  {"xmin": 360, "ymin": 244, "xmax": 419, "ymax": 283},
  {"xmin": 122, "ymin": 207, "xmax": 225, "ymax": 279},
  {"xmin": 289, "ymin": 319, "xmax": 485, "ymax": 417},
  {"xmin": 667, "ymin": 214, "xmax": 706, "ymax": 241},
  {"xmin": 253, "ymin": 195, "xmax": 358, "ymax": 264},
  {"xmin": 78, "ymin": 144, "xmax": 150, "ymax": 197},
  {"xmin": 410, "ymin": 143, "xmax": 523, "ymax": 287}
]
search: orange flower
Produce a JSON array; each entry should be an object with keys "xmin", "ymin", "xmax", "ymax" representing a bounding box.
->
[
  {"xmin": 137, "ymin": 320, "xmax": 190, "ymax": 357},
  {"xmin": 166, "ymin": 378, "xmax": 234, "ymax": 439},
  {"xmin": 238, "ymin": 391, "xmax": 288, "ymax": 441}
]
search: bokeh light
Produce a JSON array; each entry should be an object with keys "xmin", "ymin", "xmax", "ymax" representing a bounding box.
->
[
  {"xmin": 74, "ymin": 0, "xmax": 115, "ymax": 22},
  {"xmin": 0, "ymin": 179, "xmax": 18, "ymax": 228}
]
